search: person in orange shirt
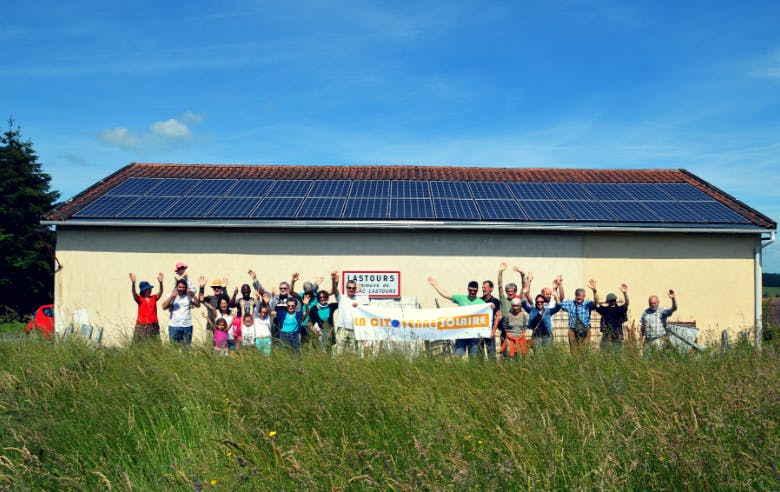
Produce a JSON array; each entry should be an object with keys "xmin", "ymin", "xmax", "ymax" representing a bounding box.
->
[{"xmin": 129, "ymin": 272, "xmax": 163, "ymax": 342}]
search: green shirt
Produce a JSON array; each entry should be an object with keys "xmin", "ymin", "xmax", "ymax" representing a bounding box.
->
[{"xmin": 451, "ymin": 294, "xmax": 486, "ymax": 306}]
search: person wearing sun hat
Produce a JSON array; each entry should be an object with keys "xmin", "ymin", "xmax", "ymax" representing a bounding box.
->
[
  {"xmin": 198, "ymin": 276, "xmax": 231, "ymax": 332},
  {"xmin": 173, "ymin": 261, "xmax": 195, "ymax": 294},
  {"xmin": 129, "ymin": 272, "xmax": 164, "ymax": 342},
  {"xmin": 595, "ymin": 284, "xmax": 629, "ymax": 353}
]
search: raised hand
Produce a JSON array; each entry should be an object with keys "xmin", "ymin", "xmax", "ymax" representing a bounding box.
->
[
  {"xmin": 248, "ymin": 269, "xmax": 256, "ymax": 280},
  {"xmin": 499, "ymin": 262, "xmax": 507, "ymax": 271},
  {"xmin": 198, "ymin": 275, "xmax": 206, "ymax": 287},
  {"xmin": 129, "ymin": 273, "xmax": 136, "ymax": 283},
  {"xmin": 303, "ymin": 293, "xmax": 311, "ymax": 305},
  {"xmin": 157, "ymin": 272, "xmax": 164, "ymax": 282},
  {"xmin": 292, "ymin": 272, "xmax": 300, "ymax": 282},
  {"xmin": 525, "ymin": 272, "xmax": 534, "ymax": 284},
  {"xmin": 587, "ymin": 279, "xmax": 597, "ymax": 291},
  {"xmin": 512, "ymin": 265, "xmax": 524, "ymax": 274},
  {"xmin": 553, "ymin": 275, "xmax": 562, "ymax": 286},
  {"xmin": 233, "ymin": 287, "xmax": 239, "ymax": 296},
  {"xmin": 620, "ymin": 283, "xmax": 628, "ymax": 293},
  {"xmin": 315, "ymin": 276, "xmax": 324, "ymax": 285},
  {"xmin": 331, "ymin": 270, "xmax": 339, "ymax": 280},
  {"xmin": 427, "ymin": 276, "xmax": 436, "ymax": 285},
  {"xmin": 221, "ymin": 277, "xmax": 228, "ymax": 287},
  {"xmin": 668, "ymin": 289, "xmax": 675, "ymax": 299}
]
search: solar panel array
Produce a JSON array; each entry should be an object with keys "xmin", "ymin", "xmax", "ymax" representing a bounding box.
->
[{"xmin": 71, "ymin": 177, "xmax": 751, "ymax": 225}]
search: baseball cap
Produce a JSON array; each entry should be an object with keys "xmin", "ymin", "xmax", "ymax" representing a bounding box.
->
[{"xmin": 605, "ymin": 293, "xmax": 617, "ymax": 302}]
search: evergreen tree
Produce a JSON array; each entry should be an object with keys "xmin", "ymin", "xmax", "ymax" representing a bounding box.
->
[{"xmin": 0, "ymin": 119, "xmax": 60, "ymax": 316}]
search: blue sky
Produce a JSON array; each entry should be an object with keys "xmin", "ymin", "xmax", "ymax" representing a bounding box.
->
[{"xmin": 4, "ymin": 1, "xmax": 779, "ymax": 270}]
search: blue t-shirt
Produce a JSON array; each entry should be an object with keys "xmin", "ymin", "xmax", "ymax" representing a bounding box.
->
[{"xmin": 281, "ymin": 312, "xmax": 302, "ymax": 333}]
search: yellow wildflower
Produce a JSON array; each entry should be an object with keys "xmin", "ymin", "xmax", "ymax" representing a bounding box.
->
[{"xmin": 269, "ymin": 431, "xmax": 277, "ymax": 437}]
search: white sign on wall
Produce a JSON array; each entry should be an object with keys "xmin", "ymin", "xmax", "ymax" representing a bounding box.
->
[{"xmin": 342, "ymin": 270, "xmax": 401, "ymax": 298}]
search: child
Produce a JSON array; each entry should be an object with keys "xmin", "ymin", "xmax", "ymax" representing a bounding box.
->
[
  {"xmin": 214, "ymin": 318, "xmax": 230, "ymax": 356},
  {"xmin": 129, "ymin": 272, "xmax": 163, "ymax": 342},
  {"xmin": 255, "ymin": 306, "xmax": 274, "ymax": 356}
]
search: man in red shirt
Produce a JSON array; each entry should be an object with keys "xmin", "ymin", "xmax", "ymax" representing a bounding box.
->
[{"xmin": 130, "ymin": 272, "xmax": 163, "ymax": 342}]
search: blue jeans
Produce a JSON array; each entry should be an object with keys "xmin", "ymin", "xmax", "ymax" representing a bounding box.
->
[
  {"xmin": 532, "ymin": 335, "xmax": 553, "ymax": 352},
  {"xmin": 479, "ymin": 337, "xmax": 496, "ymax": 359},
  {"xmin": 454, "ymin": 338, "xmax": 479, "ymax": 357},
  {"xmin": 280, "ymin": 331, "xmax": 300, "ymax": 353},
  {"xmin": 169, "ymin": 326, "xmax": 192, "ymax": 345}
]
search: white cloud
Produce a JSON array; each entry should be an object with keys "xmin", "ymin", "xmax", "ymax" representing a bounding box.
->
[
  {"xmin": 181, "ymin": 110, "xmax": 205, "ymax": 124},
  {"xmin": 97, "ymin": 112, "xmax": 204, "ymax": 151},
  {"xmin": 97, "ymin": 126, "xmax": 142, "ymax": 150},
  {"xmin": 151, "ymin": 118, "xmax": 191, "ymax": 138}
]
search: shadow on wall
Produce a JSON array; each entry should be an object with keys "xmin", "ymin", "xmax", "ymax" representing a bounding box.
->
[{"xmin": 58, "ymin": 227, "xmax": 755, "ymax": 260}]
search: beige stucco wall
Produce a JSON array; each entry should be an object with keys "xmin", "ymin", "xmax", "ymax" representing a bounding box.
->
[{"xmin": 53, "ymin": 226, "xmax": 759, "ymax": 347}]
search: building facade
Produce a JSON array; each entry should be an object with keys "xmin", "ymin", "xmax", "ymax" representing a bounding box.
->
[{"xmin": 44, "ymin": 164, "xmax": 777, "ymax": 347}]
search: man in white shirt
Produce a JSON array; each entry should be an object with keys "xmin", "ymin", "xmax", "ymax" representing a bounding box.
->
[{"xmin": 334, "ymin": 271, "xmax": 369, "ymax": 355}]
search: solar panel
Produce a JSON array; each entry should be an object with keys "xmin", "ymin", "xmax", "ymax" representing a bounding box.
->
[
  {"xmin": 105, "ymin": 178, "xmax": 165, "ymax": 196},
  {"xmin": 73, "ymin": 195, "xmax": 140, "ymax": 217},
  {"xmin": 153, "ymin": 179, "xmax": 200, "ymax": 197},
  {"xmin": 430, "ymin": 181, "xmax": 472, "ymax": 199},
  {"xmin": 225, "ymin": 180, "xmax": 274, "ymax": 197},
  {"xmin": 162, "ymin": 197, "xmax": 220, "ymax": 218},
  {"xmin": 582, "ymin": 183, "xmax": 635, "ymax": 201},
  {"xmin": 185, "ymin": 179, "xmax": 237, "ymax": 197},
  {"xmin": 545, "ymin": 183, "xmax": 592, "ymax": 200},
  {"xmin": 655, "ymin": 183, "xmax": 714, "ymax": 201},
  {"xmin": 433, "ymin": 199, "xmax": 480, "ymax": 219},
  {"xmin": 343, "ymin": 198, "xmax": 388, "ymax": 218},
  {"xmin": 507, "ymin": 182, "xmax": 555, "ymax": 200},
  {"xmin": 297, "ymin": 198, "xmax": 346, "ymax": 218},
  {"xmin": 391, "ymin": 181, "xmax": 430, "ymax": 198},
  {"xmin": 468, "ymin": 182, "xmax": 512, "ymax": 199},
  {"xmin": 204, "ymin": 198, "xmax": 263, "ymax": 218},
  {"xmin": 620, "ymin": 183, "xmax": 674, "ymax": 201},
  {"xmin": 308, "ymin": 180, "xmax": 351, "ymax": 198},
  {"xmin": 349, "ymin": 181, "xmax": 390, "ymax": 198},
  {"xmin": 116, "ymin": 197, "xmax": 180, "ymax": 218},
  {"xmin": 606, "ymin": 202, "xmax": 661, "ymax": 222},
  {"xmin": 561, "ymin": 201, "xmax": 618, "ymax": 221},
  {"xmin": 520, "ymin": 200, "xmax": 573, "ymax": 221},
  {"xmin": 266, "ymin": 180, "xmax": 312, "ymax": 197},
  {"xmin": 476, "ymin": 200, "xmax": 527, "ymax": 220},
  {"xmin": 690, "ymin": 202, "xmax": 750, "ymax": 223},
  {"xmin": 642, "ymin": 201, "xmax": 705, "ymax": 223},
  {"xmin": 252, "ymin": 197, "xmax": 303, "ymax": 218},
  {"xmin": 388, "ymin": 198, "xmax": 434, "ymax": 219}
]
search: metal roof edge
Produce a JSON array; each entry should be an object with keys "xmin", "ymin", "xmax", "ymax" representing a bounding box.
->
[{"xmin": 41, "ymin": 219, "xmax": 772, "ymax": 234}]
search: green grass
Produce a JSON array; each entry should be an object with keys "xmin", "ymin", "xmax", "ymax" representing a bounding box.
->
[
  {"xmin": 764, "ymin": 286, "xmax": 780, "ymax": 298},
  {"xmin": 0, "ymin": 341, "xmax": 778, "ymax": 490},
  {"xmin": 0, "ymin": 321, "xmax": 24, "ymax": 334}
]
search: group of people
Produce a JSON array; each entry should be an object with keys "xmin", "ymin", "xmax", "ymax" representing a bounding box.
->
[
  {"xmin": 428, "ymin": 262, "xmax": 678, "ymax": 357},
  {"xmin": 129, "ymin": 262, "xmax": 368, "ymax": 355},
  {"xmin": 129, "ymin": 261, "xmax": 679, "ymax": 357}
]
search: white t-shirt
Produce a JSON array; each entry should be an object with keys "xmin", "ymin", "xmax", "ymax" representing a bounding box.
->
[
  {"xmin": 239, "ymin": 318, "xmax": 272, "ymax": 346},
  {"xmin": 169, "ymin": 294, "xmax": 194, "ymax": 326},
  {"xmin": 336, "ymin": 292, "xmax": 370, "ymax": 330}
]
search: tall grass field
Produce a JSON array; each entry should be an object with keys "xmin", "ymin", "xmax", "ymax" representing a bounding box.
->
[{"xmin": 0, "ymin": 340, "xmax": 777, "ymax": 490}]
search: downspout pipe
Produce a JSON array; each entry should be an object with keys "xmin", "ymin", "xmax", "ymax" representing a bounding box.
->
[{"xmin": 755, "ymin": 230, "xmax": 777, "ymax": 349}]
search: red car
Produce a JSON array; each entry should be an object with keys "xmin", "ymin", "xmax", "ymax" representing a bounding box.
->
[{"xmin": 25, "ymin": 304, "xmax": 55, "ymax": 339}]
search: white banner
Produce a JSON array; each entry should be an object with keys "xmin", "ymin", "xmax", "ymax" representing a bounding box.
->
[{"xmin": 353, "ymin": 304, "xmax": 493, "ymax": 341}]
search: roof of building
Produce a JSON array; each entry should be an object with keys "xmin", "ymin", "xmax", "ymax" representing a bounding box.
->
[{"xmin": 43, "ymin": 163, "xmax": 776, "ymax": 232}]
